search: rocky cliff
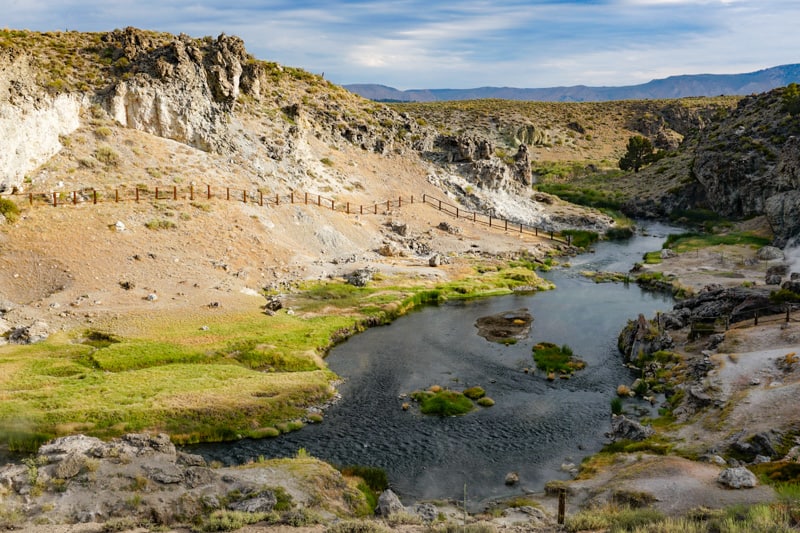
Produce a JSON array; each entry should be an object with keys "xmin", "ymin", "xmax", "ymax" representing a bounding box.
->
[
  {"xmin": 0, "ymin": 27, "xmax": 617, "ymax": 234},
  {"xmin": 0, "ymin": 49, "xmax": 83, "ymax": 191}
]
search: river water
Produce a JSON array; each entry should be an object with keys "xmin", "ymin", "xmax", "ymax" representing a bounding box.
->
[{"xmin": 190, "ymin": 222, "xmax": 679, "ymax": 505}]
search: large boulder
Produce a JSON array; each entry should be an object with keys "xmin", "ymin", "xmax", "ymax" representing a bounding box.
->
[
  {"xmin": 718, "ymin": 467, "xmax": 757, "ymax": 489},
  {"xmin": 608, "ymin": 415, "xmax": 655, "ymax": 442},
  {"xmin": 377, "ymin": 489, "xmax": 405, "ymax": 517}
]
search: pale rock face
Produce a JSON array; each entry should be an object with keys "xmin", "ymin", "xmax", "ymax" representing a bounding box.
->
[{"xmin": 0, "ymin": 88, "xmax": 82, "ymax": 191}]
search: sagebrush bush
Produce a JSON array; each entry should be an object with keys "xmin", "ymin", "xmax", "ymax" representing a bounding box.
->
[{"xmin": 0, "ymin": 198, "xmax": 20, "ymax": 223}]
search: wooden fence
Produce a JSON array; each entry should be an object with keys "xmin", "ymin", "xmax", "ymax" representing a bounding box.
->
[
  {"xmin": 687, "ymin": 302, "xmax": 800, "ymax": 339},
  {"xmin": 1, "ymin": 186, "xmax": 568, "ymax": 243},
  {"xmin": 421, "ymin": 194, "xmax": 569, "ymax": 244}
]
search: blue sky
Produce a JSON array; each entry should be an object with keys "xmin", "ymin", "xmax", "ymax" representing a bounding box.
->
[{"xmin": 4, "ymin": 0, "xmax": 799, "ymax": 90}]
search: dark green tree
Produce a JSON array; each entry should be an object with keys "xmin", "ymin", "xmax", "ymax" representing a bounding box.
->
[
  {"xmin": 782, "ymin": 83, "xmax": 800, "ymax": 116},
  {"xmin": 619, "ymin": 135, "xmax": 655, "ymax": 173}
]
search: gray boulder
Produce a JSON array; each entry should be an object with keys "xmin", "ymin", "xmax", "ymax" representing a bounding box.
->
[
  {"xmin": 228, "ymin": 493, "xmax": 277, "ymax": 513},
  {"xmin": 377, "ymin": 489, "xmax": 404, "ymax": 516},
  {"xmin": 757, "ymin": 246, "xmax": 785, "ymax": 261},
  {"xmin": 718, "ymin": 467, "xmax": 757, "ymax": 489},
  {"xmin": 609, "ymin": 415, "xmax": 655, "ymax": 442}
]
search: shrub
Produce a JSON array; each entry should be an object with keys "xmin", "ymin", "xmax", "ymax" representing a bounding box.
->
[
  {"xmin": 610, "ymin": 397, "xmax": 623, "ymax": 415},
  {"xmin": 0, "ymin": 198, "xmax": 20, "ymax": 223},
  {"xmin": 94, "ymin": 145, "xmax": 120, "ymax": 166},
  {"xmin": 532, "ymin": 342, "xmax": 586, "ymax": 375},
  {"xmin": 783, "ymin": 83, "xmax": 800, "ymax": 116},
  {"xmin": 416, "ymin": 389, "xmax": 474, "ymax": 416},
  {"xmin": 199, "ymin": 510, "xmax": 270, "ymax": 531},
  {"xmin": 477, "ymin": 397, "xmax": 495, "ymax": 407},
  {"xmin": 144, "ymin": 219, "xmax": 177, "ymax": 230},
  {"xmin": 326, "ymin": 519, "xmax": 392, "ymax": 533},
  {"xmin": 338, "ymin": 465, "xmax": 389, "ymax": 493}
]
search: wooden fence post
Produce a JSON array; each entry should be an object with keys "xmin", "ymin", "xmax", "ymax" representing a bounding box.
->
[
  {"xmin": 558, "ymin": 488, "xmax": 566, "ymax": 525},
  {"xmin": 330, "ymin": 199, "xmax": 334, "ymax": 210},
  {"xmin": 360, "ymin": 205, "xmax": 363, "ymax": 215},
  {"xmin": 259, "ymin": 191, "xmax": 263, "ymax": 206},
  {"xmin": 374, "ymin": 204, "xmax": 377, "ymax": 214},
  {"xmin": 386, "ymin": 199, "xmax": 390, "ymax": 210},
  {"xmin": 226, "ymin": 187, "xmax": 230, "ymax": 201},
  {"xmin": 456, "ymin": 207, "xmax": 459, "ymax": 219},
  {"xmin": 155, "ymin": 186, "xmax": 159, "ymax": 200},
  {"xmin": 93, "ymin": 190, "xmax": 97, "ymax": 204},
  {"xmin": 291, "ymin": 191, "xmax": 294, "ymax": 204},
  {"xmin": 411, "ymin": 195, "xmax": 414, "ymax": 204},
  {"xmin": 136, "ymin": 188, "xmax": 140, "ymax": 203},
  {"xmin": 190, "ymin": 185, "xmax": 194, "ymax": 201},
  {"xmin": 207, "ymin": 184, "xmax": 211, "ymax": 199},
  {"xmin": 242, "ymin": 190, "xmax": 247, "ymax": 203},
  {"xmin": 489, "ymin": 216, "xmax": 492, "ymax": 228},
  {"xmin": 754, "ymin": 309, "xmax": 759, "ymax": 326},
  {"xmin": 29, "ymin": 193, "xmax": 33, "ymax": 205},
  {"xmin": 276, "ymin": 193, "xmax": 280, "ymax": 206},
  {"xmin": 346, "ymin": 202, "xmax": 350, "ymax": 214},
  {"xmin": 399, "ymin": 196, "xmax": 402, "ymax": 208},
  {"xmin": 504, "ymin": 219, "xmax": 508, "ymax": 231},
  {"xmin": 53, "ymin": 192, "xmax": 57, "ymax": 207},
  {"xmin": 173, "ymin": 186, "xmax": 177, "ymax": 201},
  {"xmin": 304, "ymin": 192, "xmax": 308, "ymax": 205},
  {"xmin": 438, "ymin": 199, "xmax": 442, "ymax": 210}
]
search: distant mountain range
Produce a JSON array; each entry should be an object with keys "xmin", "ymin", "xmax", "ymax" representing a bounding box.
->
[{"xmin": 345, "ymin": 64, "xmax": 800, "ymax": 102}]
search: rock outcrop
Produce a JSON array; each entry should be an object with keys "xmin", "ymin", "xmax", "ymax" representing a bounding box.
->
[
  {"xmin": 0, "ymin": 50, "xmax": 83, "ymax": 191},
  {"xmin": 103, "ymin": 28, "xmax": 252, "ymax": 152},
  {"xmin": 0, "ymin": 433, "xmax": 369, "ymax": 529}
]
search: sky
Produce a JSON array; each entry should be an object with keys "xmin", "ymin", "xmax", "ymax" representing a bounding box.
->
[{"xmin": 3, "ymin": 0, "xmax": 799, "ymax": 90}]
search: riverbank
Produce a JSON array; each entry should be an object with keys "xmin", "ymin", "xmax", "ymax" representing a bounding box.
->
[{"xmin": 4, "ymin": 218, "xmax": 799, "ymax": 532}]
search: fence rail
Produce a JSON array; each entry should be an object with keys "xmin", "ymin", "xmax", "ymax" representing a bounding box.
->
[
  {"xmin": 421, "ymin": 194, "xmax": 569, "ymax": 244},
  {"xmin": 1, "ymin": 186, "xmax": 568, "ymax": 242}
]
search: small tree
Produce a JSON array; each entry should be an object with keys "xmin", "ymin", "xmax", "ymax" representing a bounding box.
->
[
  {"xmin": 782, "ymin": 83, "xmax": 800, "ymax": 116},
  {"xmin": 619, "ymin": 135, "xmax": 655, "ymax": 173}
]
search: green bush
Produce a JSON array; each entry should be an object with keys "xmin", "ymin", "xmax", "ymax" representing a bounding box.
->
[
  {"xmin": 0, "ymin": 198, "xmax": 20, "ymax": 223},
  {"xmin": 532, "ymin": 342, "xmax": 586, "ymax": 375},
  {"xmin": 338, "ymin": 465, "xmax": 389, "ymax": 493},
  {"xmin": 610, "ymin": 397, "xmax": 623, "ymax": 415},
  {"xmin": 783, "ymin": 83, "xmax": 800, "ymax": 116},
  {"xmin": 415, "ymin": 389, "xmax": 474, "ymax": 416}
]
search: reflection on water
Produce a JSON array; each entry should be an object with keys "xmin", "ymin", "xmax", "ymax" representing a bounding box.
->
[{"xmin": 189, "ymin": 222, "xmax": 679, "ymax": 505}]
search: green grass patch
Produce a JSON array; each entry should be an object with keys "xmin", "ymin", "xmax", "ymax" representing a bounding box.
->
[
  {"xmin": 411, "ymin": 389, "xmax": 474, "ymax": 416},
  {"xmin": 535, "ymin": 183, "xmax": 624, "ymax": 211},
  {"xmin": 532, "ymin": 342, "xmax": 586, "ymax": 375},
  {"xmin": 663, "ymin": 231, "xmax": 771, "ymax": 253},
  {"xmin": 643, "ymin": 251, "xmax": 663, "ymax": 264},
  {"xmin": 562, "ymin": 229, "xmax": 599, "ymax": 249},
  {"xmin": 0, "ymin": 258, "xmax": 556, "ymax": 449}
]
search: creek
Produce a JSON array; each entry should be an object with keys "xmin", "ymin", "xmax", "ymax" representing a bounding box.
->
[{"xmin": 190, "ymin": 222, "xmax": 680, "ymax": 506}]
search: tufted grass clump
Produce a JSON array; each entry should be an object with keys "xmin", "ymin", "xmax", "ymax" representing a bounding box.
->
[
  {"xmin": 477, "ymin": 397, "xmax": 495, "ymax": 407},
  {"xmin": 0, "ymin": 198, "xmax": 20, "ymax": 223},
  {"xmin": 198, "ymin": 510, "xmax": 273, "ymax": 531},
  {"xmin": 463, "ymin": 386, "xmax": 486, "ymax": 400},
  {"xmin": 532, "ymin": 342, "xmax": 586, "ymax": 375},
  {"xmin": 412, "ymin": 389, "xmax": 474, "ymax": 416}
]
